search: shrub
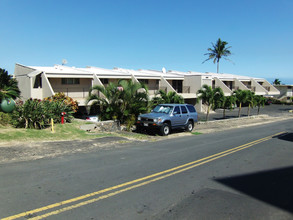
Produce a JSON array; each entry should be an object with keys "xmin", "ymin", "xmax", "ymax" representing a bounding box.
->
[
  {"xmin": 44, "ymin": 93, "xmax": 78, "ymax": 112},
  {"xmin": 0, "ymin": 112, "xmax": 11, "ymax": 126},
  {"xmin": 11, "ymin": 98, "xmax": 74, "ymax": 129}
]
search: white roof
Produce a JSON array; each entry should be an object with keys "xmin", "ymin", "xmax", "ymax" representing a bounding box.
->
[
  {"xmin": 28, "ymin": 65, "xmax": 90, "ymax": 75},
  {"xmin": 19, "ymin": 64, "xmax": 267, "ymax": 82},
  {"xmin": 187, "ymin": 71, "xmax": 265, "ymax": 81}
]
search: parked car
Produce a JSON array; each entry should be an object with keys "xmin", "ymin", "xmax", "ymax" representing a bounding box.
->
[
  {"xmin": 136, "ymin": 104, "xmax": 198, "ymax": 136},
  {"xmin": 86, "ymin": 115, "xmax": 99, "ymax": 122}
]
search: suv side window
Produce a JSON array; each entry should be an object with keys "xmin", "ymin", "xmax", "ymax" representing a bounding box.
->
[
  {"xmin": 181, "ymin": 106, "xmax": 188, "ymax": 114},
  {"xmin": 173, "ymin": 106, "xmax": 181, "ymax": 114},
  {"xmin": 186, "ymin": 105, "xmax": 196, "ymax": 113}
]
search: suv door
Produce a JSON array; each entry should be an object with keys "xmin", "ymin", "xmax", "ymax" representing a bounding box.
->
[
  {"xmin": 172, "ymin": 106, "xmax": 182, "ymax": 126},
  {"xmin": 180, "ymin": 105, "xmax": 189, "ymax": 125}
]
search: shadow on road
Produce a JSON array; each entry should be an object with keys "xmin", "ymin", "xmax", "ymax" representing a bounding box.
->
[
  {"xmin": 216, "ymin": 166, "xmax": 293, "ymax": 213},
  {"xmin": 274, "ymin": 133, "xmax": 293, "ymax": 142}
]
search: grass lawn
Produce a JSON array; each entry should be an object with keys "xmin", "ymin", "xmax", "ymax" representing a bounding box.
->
[
  {"xmin": 0, "ymin": 120, "xmax": 112, "ymax": 143},
  {"xmin": 0, "ymin": 120, "xmax": 152, "ymax": 143}
]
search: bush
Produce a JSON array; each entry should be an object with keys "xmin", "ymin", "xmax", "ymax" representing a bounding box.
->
[
  {"xmin": 11, "ymin": 98, "xmax": 74, "ymax": 129},
  {"xmin": 44, "ymin": 93, "xmax": 78, "ymax": 112},
  {"xmin": 0, "ymin": 112, "xmax": 11, "ymax": 126}
]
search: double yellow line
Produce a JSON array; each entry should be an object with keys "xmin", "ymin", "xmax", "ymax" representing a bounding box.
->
[{"xmin": 2, "ymin": 131, "xmax": 286, "ymax": 220}]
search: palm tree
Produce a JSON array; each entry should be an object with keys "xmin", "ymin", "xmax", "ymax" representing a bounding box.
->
[
  {"xmin": 86, "ymin": 80, "xmax": 149, "ymax": 126},
  {"xmin": 202, "ymin": 38, "xmax": 232, "ymax": 73},
  {"xmin": 151, "ymin": 90, "xmax": 184, "ymax": 107},
  {"xmin": 117, "ymin": 80, "xmax": 149, "ymax": 124},
  {"xmin": 254, "ymin": 95, "xmax": 266, "ymax": 115},
  {"xmin": 246, "ymin": 90, "xmax": 255, "ymax": 116},
  {"xmin": 86, "ymin": 82, "xmax": 122, "ymax": 121},
  {"xmin": 197, "ymin": 85, "xmax": 224, "ymax": 121},
  {"xmin": 273, "ymin": 78, "xmax": 281, "ymax": 85},
  {"xmin": 234, "ymin": 90, "xmax": 248, "ymax": 117},
  {"xmin": 0, "ymin": 68, "xmax": 21, "ymax": 102},
  {"xmin": 221, "ymin": 95, "xmax": 236, "ymax": 119}
]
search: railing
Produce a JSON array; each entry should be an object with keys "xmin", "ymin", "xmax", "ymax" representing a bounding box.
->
[{"xmin": 53, "ymin": 87, "xmax": 90, "ymax": 98}]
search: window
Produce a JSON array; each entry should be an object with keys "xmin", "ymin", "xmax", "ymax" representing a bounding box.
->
[
  {"xmin": 139, "ymin": 79, "xmax": 149, "ymax": 84},
  {"xmin": 100, "ymin": 78, "xmax": 109, "ymax": 84},
  {"xmin": 181, "ymin": 106, "xmax": 188, "ymax": 114},
  {"xmin": 186, "ymin": 105, "xmax": 196, "ymax": 113},
  {"xmin": 173, "ymin": 106, "xmax": 181, "ymax": 114},
  {"xmin": 61, "ymin": 78, "xmax": 80, "ymax": 85}
]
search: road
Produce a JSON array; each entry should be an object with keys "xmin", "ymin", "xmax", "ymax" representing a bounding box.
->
[{"xmin": 0, "ymin": 119, "xmax": 293, "ymax": 219}]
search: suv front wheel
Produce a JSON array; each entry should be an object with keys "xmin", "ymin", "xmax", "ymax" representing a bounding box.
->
[
  {"xmin": 186, "ymin": 121, "xmax": 194, "ymax": 132},
  {"xmin": 160, "ymin": 123, "xmax": 170, "ymax": 136}
]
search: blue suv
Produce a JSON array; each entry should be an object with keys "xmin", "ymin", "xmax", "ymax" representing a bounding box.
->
[{"xmin": 136, "ymin": 104, "xmax": 198, "ymax": 136}]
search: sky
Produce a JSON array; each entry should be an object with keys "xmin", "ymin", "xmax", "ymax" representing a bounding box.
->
[{"xmin": 1, "ymin": 0, "xmax": 293, "ymax": 84}]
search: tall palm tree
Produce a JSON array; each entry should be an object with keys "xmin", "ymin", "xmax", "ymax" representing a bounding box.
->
[
  {"xmin": 197, "ymin": 85, "xmax": 224, "ymax": 121},
  {"xmin": 202, "ymin": 38, "xmax": 232, "ymax": 73},
  {"xmin": 254, "ymin": 95, "xmax": 266, "ymax": 115},
  {"xmin": 221, "ymin": 95, "xmax": 236, "ymax": 119},
  {"xmin": 234, "ymin": 90, "xmax": 248, "ymax": 117},
  {"xmin": 246, "ymin": 90, "xmax": 255, "ymax": 116},
  {"xmin": 273, "ymin": 78, "xmax": 281, "ymax": 85},
  {"xmin": 151, "ymin": 90, "xmax": 184, "ymax": 107}
]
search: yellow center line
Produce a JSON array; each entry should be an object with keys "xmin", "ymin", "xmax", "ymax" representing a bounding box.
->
[{"xmin": 2, "ymin": 131, "xmax": 286, "ymax": 220}]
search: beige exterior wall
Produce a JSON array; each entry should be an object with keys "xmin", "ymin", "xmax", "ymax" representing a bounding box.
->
[
  {"xmin": 15, "ymin": 75, "xmax": 31, "ymax": 100},
  {"xmin": 214, "ymin": 77, "xmax": 232, "ymax": 96},
  {"xmin": 49, "ymin": 78, "xmax": 92, "ymax": 98},
  {"xmin": 235, "ymin": 79, "xmax": 249, "ymax": 90},
  {"xmin": 161, "ymin": 77, "xmax": 176, "ymax": 93}
]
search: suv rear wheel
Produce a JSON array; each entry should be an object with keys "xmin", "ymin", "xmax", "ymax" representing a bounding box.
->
[
  {"xmin": 186, "ymin": 121, "xmax": 194, "ymax": 132},
  {"xmin": 160, "ymin": 123, "xmax": 170, "ymax": 136}
]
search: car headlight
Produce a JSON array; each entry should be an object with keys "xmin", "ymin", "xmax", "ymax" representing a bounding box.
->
[
  {"xmin": 138, "ymin": 116, "xmax": 141, "ymax": 121},
  {"xmin": 154, "ymin": 118, "xmax": 162, "ymax": 123}
]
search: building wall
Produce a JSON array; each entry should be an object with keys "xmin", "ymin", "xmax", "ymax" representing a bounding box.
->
[
  {"xmin": 14, "ymin": 64, "xmax": 34, "ymax": 100},
  {"xmin": 49, "ymin": 78, "xmax": 92, "ymax": 98}
]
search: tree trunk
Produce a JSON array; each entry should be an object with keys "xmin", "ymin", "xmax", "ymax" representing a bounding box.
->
[
  {"xmin": 257, "ymin": 105, "xmax": 260, "ymax": 115},
  {"xmin": 223, "ymin": 108, "xmax": 226, "ymax": 118},
  {"xmin": 238, "ymin": 103, "xmax": 242, "ymax": 117},
  {"xmin": 247, "ymin": 105, "xmax": 250, "ymax": 116},
  {"xmin": 206, "ymin": 106, "xmax": 210, "ymax": 121},
  {"xmin": 217, "ymin": 61, "xmax": 219, "ymax": 73}
]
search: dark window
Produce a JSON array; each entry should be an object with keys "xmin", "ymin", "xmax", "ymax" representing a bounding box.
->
[
  {"xmin": 100, "ymin": 78, "xmax": 109, "ymax": 84},
  {"xmin": 138, "ymin": 79, "xmax": 149, "ymax": 84},
  {"xmin": 33, "ymin": 74, "xmax": 42, "ymax": 88},
  {"xmin": 61, "ymin": 78, "xmax": 80, "ymax": 85},
  {"xmin": 186, "ymin": 105, "xmax": 196, "ymax": 113},
  {"xmin": 173, "ymin": 106, "xmax": 181, "ymax": 114},
  {"xmin": 181, "ymin": 106, "xmax": 188, "ymax": 114},
  {"xmin": 172, "ymin": 80, "xmax": 182, "ymax": 93}
]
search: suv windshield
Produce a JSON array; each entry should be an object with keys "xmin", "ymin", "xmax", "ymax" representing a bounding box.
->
[{"xmin": 153, "ymin": 105, "xmax": 173, "ymax": 114}]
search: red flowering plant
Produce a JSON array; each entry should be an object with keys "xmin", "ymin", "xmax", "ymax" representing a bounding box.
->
[{"xmin": 44, "ymin": 93, "xmax": 78, "ymax": 113}]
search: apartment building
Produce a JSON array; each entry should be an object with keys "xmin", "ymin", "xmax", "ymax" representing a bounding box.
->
[
  {"xmin": 14, "ymin": 63, "xmax": 280, "ymax": 113},
  {"xmin": 273, "ymin": 84, "xmax": 293, "ymax": 101}
]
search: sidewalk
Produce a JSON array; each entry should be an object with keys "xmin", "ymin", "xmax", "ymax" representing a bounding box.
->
[{"xmin": 195, "ymin": 114, "xmax": 293, "ymax": 134}]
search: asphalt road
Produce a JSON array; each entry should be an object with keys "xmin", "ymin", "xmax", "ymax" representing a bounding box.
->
[{"xmin": 0, "ymin": 119, "xmax": 293, "ymax": 219}]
